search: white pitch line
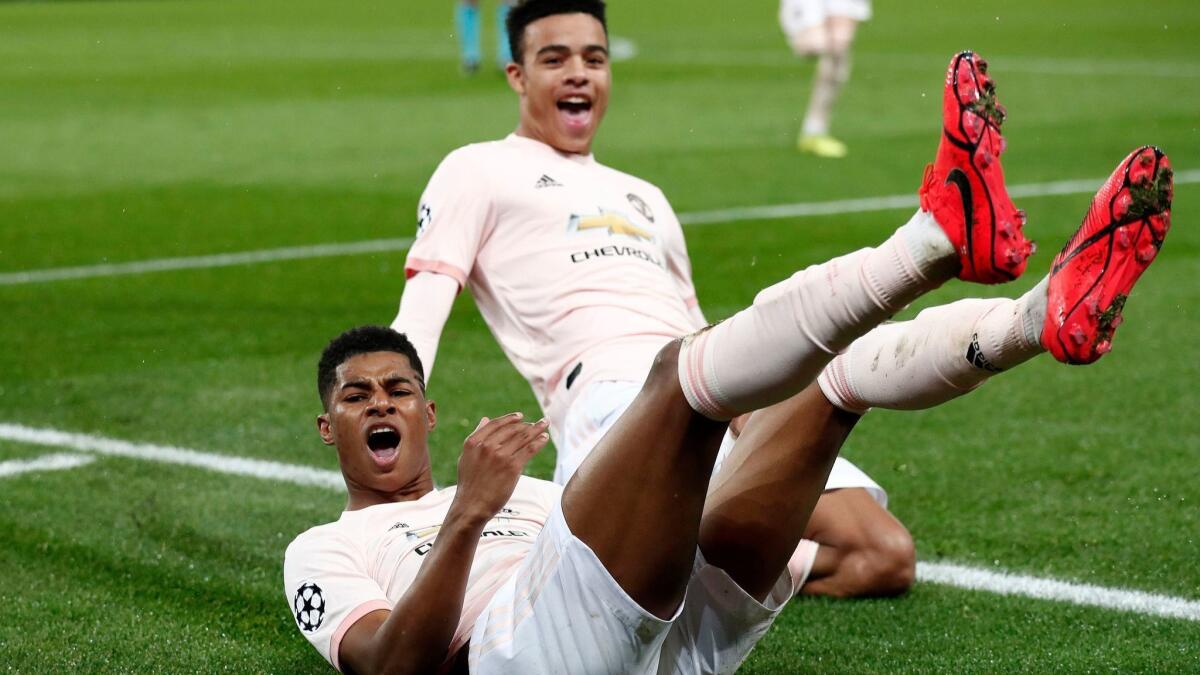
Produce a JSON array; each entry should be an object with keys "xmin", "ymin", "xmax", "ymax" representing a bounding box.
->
[
  {"xmin": 678, "ymin": 193, "xmax": 920, "ymax": 226},
  {"xmin": 0, "ymin": 238, "xmax": 414, "ymax": 286},
  {"xmin": 0, "ymin": 422, "xmax": 344, "ymax": 490},
  {"xmin": 677, "ymin": 168, "xmax": 1200, "ymax": 226},
  {"xmin": 662, "ymin": 51, "xmax": 1200, "ymax": 80},
  {"xmin": 918, "ymin": 562, "xmax": 1200, "ymax": 622},
  {"xmin": 0, "ymin": 452, "xmax": 95, "ymax": 478},
  {"xmin": 2, "ymin": 419, "xmax": 1198, "ymax": 624},
  {"xmin": 3, "ymin": 169, "xmax": 1196, "ymax": 288}
]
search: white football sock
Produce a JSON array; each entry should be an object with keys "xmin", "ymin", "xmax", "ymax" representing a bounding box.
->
[
  {"xmin": 678, "ymin": 211, "xmax": 955, "ymax": 420},
  {"xmin": 818, "ymin": 277, "xmax": 1049, "ymax": 414}
]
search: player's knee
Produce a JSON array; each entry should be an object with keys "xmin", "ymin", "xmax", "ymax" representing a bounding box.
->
[
  {"xmin": 855, "ymin": 526, "xmax": 916, "ymax": 596},
  {"xmin": 827, "ymin": 16, "xmax": 858, "ymax": 51},
  {"xmin": 788, "ymin": 28, "xmax": 829, "ymax": 57},
  {"xmin": 646, "ymin": 338, "xmax": 685, "ymax": 393}
]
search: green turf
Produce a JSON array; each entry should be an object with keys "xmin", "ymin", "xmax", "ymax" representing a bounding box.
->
[{"xmin": 1, "ymin": 0, "xmax": 1198, "ymax": 671}]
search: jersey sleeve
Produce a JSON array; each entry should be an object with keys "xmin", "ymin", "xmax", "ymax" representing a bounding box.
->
[
  {"xmin": 405, "ymin": 148, "xmax": 496, "ymax": 287},
  {"xmin": 392, "ymin": 271, "xmax": 460, "ymax": 382},
  {"xmin": 656, "ymin": 189, "xmax": 706, "ymax": 328},
  {"xmin": 284, "ymin": 529, "xmax": 392, "ymax": 672}
]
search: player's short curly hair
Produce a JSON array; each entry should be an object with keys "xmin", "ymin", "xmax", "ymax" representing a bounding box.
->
[
  {"xmin": 317, "ymin": 326, "xmax": 425, "ymax": 409},
  {"xmin": 506, "ymin": 0, "xmax": 607, "ymax": 64}
]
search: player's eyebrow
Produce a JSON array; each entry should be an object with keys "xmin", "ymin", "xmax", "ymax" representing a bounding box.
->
[
  {"xmin": 382, "ymin": 376, "xmax": 418, "ymax": 389},
  {"xmin": 339, "ymin": 375, "xmax": 417, "ymax": 392},
  {"xmin": 340, "ymin": 379, "xmax": 371, "ymax": 392},
  {"xmin": 535, "ymin": 44, "xmax": 609, "ymax": 58}
]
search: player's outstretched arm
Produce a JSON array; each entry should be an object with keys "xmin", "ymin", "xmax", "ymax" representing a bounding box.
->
[
  {"xmin": 338, "ymin": 414, "xmax": 549, "ymax": 675},
  {"xmin": 392, "ymin": 272, "xmax": 459, "ymax": 381}
]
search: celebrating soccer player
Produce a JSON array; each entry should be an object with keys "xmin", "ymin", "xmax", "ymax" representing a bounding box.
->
[
  {"xmin": 394, "ymin": 0, "xmax": 927, "ymax": 601},
  {"xmin": 287, "ymin": 0, "xmax": 1175, "ymax": 669},
  {"xmin": 286, "ymin": 132, "xmax": 1172, "ymax": 670}
]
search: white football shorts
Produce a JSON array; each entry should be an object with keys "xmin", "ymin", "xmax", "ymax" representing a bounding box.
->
[
  {"xmin": 469, "ymin": 502, "xmax": 794, "ymax": 675},
  {"xmin": 779, "ymin": 0, "xmax": 872, "ymax": 36},
  {"xmin": 555, "ymin": 379, "xmax": 887, "ymax": 507}
]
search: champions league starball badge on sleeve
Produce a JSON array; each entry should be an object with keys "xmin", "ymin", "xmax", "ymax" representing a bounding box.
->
[{"xmin": 293, "ymin": 582, "xmax": 326, "ymax": 633}]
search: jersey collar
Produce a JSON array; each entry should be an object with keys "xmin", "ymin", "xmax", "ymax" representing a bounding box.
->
[{"xmin": 505, "ymin": 133, "xmax": 595, "ymax": 166}]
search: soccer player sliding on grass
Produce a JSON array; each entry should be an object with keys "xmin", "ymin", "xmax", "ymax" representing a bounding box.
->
[
  {"xmin": 285, "ymin": 51, "xmax": 1173, "ymax": 670},
  {"xmin": 396, "ymin": 0, "xmax": 920, "ymax": 600}
]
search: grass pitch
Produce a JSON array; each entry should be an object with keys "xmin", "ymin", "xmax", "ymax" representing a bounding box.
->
[{"xmin": 1, "ymin": 0, "xmax": 1198, "ymax": 671}]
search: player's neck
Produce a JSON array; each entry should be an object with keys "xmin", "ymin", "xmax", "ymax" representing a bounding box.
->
[
  {"xmin": 512, "ymin": 125, "xmax": 592, "ymax": 157},
  {"xmin": 344, "ymin": 473, "xmax": 436, "ymax": 511}
]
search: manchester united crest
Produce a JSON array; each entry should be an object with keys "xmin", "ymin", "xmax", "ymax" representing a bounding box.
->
[{"xmin": 626, "ymin": 193, "xmax": 655, "ymax": 223}]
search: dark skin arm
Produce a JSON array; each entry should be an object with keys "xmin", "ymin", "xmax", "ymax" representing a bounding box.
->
[{"xmin": 337, "ymin": 414, "xmax": 549, "ymax": 675}]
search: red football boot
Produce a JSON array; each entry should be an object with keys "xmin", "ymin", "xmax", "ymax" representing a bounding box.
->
[
  {"xmin": 1042, "ymin": 146, "xmax": 1173, "ymax": 364},
  {"xmin": 919, "ymin": 51, "xmax": 1034, "ymax": 284}
]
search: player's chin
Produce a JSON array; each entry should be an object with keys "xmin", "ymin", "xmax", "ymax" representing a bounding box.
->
[
  {"xmin": 355, "ymin": 459, "xmax": 408, "ymax": 492},
  {"xmin": 552, "ymin": 124, "xmax": 597, "ymax": 154}
]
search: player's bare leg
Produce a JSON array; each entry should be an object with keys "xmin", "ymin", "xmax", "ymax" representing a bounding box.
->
[
  {"xmin": 561, "ymin": 50, "xmax": 1045, "ymax": 619},
  {"xmin": 692, "ymin": 148, "xmax": 1173, "ymax": 605},
  {"xmin": 698, "ymin": 384, "xmax": 858, "ymax": 601},
  {"xmin": 713, "ymin": 421, "xmax": 916, "ymax": 598},
  {"xmin": 562, "ymin": 221, "xmax": 951, "ymax": 617},
  {"xmin": 562, "ymin": 208, "xmax": 964, "ymax": 616},
  {"xmin": 799, "ymin": 488, "xmax": 915, "ymax": 598},
  {"xmin": 561, "ymin": 341, "xmax": 729, "ymax": 619},
  {"xmin": 687, "ymin": 53, "xmax": 1038, "ymax": 601}
]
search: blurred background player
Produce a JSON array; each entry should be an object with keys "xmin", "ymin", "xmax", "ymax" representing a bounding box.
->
[
  {"xmin": 456, "ymin": 0, "xmax": 517, "ymax": 73},
  {"xmin": 780, "ymin": 0, "xmax": 870, "ymax": 158}
]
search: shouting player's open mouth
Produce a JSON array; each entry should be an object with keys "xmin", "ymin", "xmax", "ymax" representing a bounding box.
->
[
  {"xmin": 365, "ymin": 423, "xmax": 401, "ymax": 468},
  {"xmin": 557, "ymin": 94, "xmax": 593, "ymax": 132}
]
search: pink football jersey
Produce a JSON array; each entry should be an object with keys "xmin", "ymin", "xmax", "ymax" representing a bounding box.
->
[
  {"xmin": 284, "ymin": 476, "xmax": 562, "ymax": 671},
  {"xmin": 405, "ymin": 135, "xmax": 702, "ymax": 426}
]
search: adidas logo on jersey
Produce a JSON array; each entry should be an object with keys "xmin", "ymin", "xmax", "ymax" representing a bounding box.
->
[{"xmin": 535, "ymin": 174, "xmax": 562, "ymax": 189}]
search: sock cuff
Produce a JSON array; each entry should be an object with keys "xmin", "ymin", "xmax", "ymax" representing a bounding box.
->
[
  {"xmin": 972, "ymin": 297, "xmax": 1043, "ymax": 371},
  {"xmin": 860, "ymin": 210, "xmax": 956, "ymax": 315},
  {"xmin": 1018, "ymin": 276, "xmax": 1050, "ymax": 349},
  {"xmin": 677, "ymin": 329, "xmax": 737, "ymax": 421},
  {"xmin": 817, "ymin": 357, "xmax": 871, "ymax": 415},
  {"xmin": 860, "ymin": 243, "xmax": 927, "ymax": 315},
  {"xmin": 901, "ymin": 210, "xmax": 957, "ymax": 280}
]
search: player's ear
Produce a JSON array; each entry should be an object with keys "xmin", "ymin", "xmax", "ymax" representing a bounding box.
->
[
  {"xmin": 505, "ymin": 62, "xmax": 525, "ymax": 95},
  {"xmin": 424, "ymin": 400, "xmax": 438, "ymax": 432},
  {"xmin": 316, "ymin": 413, "xmax": 335, "ymax": 446}
]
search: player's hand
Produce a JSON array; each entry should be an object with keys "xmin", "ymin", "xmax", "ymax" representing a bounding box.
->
[{"xmin": 452, "ymin": 412, "xmax": 549, "ymax": 523}]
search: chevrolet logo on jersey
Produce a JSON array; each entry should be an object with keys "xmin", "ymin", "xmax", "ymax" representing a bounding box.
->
[
  {"xmin": 404, "ymin": 525, "xmax": 442, "ymax": 541},
  {"xmin": 569, "ymin": 210, "xmax": 654, "ymax": 242}
]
